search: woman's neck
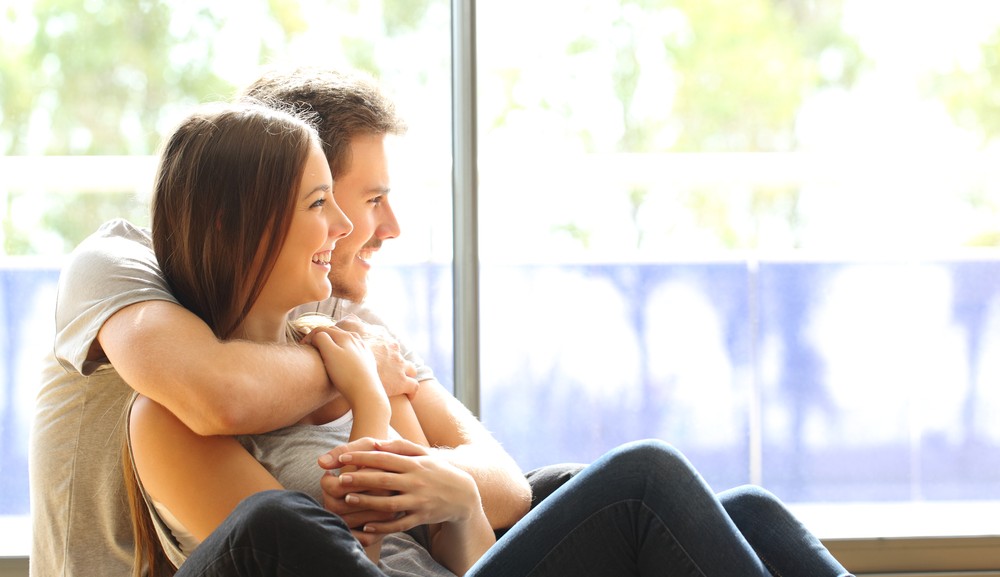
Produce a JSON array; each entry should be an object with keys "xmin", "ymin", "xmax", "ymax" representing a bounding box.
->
[{"xmin": 233, "ymin": 308, "xmax": 291, "ymax": 344}]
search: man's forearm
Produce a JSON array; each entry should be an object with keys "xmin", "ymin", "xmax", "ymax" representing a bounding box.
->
[
  {"xmin": 431, "ymin": 443, "xmax": 531, "ymax": 530},
  {"xmin": 101, "ymin": 300, "xmax": 337, "ymax": 436},
  {"xmin": 408, "ymin": 378, "xmax": 532, "ymax": 529},
  {"xmin": 193, "ymin": 339, "xmax": 338, "ymax": 434}
]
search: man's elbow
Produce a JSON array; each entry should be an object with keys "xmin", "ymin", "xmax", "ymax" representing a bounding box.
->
[
  {"xmin": 172, "ymin": 404, "xmax": 243, "ymax": 436},
  {"xmin": 487, "ymin": 475, "xmax": 532, "ymax": 530},
  {"xmin": 186, "ymin": 407, "xmax": 247, "ymax": 436},
  {"xmin": 167, "ymin": 382, "xmax": 255, "ymax": 436}
]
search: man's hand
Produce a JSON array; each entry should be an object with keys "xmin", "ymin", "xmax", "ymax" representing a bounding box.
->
[{"xmin": 334, "ymin": 315, "xmax": 420, "ymax": 399}]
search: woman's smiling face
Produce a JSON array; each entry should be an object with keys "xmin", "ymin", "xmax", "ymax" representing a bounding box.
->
[{"xmin": 258, "ymin": 144, "xmax": 353, "ymax": 316}]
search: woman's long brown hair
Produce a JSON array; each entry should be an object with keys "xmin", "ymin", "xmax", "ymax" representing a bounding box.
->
[
  {"xmin": 151, "ymin": 102, "xmax": 319, "ymax": 339},
  {"xmin": 124, "ymin": 102, "xmax": 320, "ymax": 576}
]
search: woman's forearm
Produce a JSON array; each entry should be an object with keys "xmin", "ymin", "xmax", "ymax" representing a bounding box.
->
[
  {"xmin": 346, "ymin": 392, "xmax": 391, "ymax": 565},
  {"xmin": 430, "ymin": 503, "xmax": 495, "ymax": 576}
]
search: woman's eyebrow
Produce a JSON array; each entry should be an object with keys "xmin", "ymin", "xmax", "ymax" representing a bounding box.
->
[{"xmin": 303, "ymin": 183, "xmax": 332, "ymax": 198}]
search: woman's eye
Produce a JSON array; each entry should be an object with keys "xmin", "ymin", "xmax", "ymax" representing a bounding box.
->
[{"xmin": 311, "ymin": 197, "xmax": 327, "ymax": 209}]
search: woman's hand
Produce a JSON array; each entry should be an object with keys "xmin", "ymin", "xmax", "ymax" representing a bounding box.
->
[
  {"xmin": 300, "ymin": 325, "xmax": 386, "ymax": 409},
  {"xmin": 335, "ymin": 315, "xmax": 420, "ymax": 399},
  {"xmin": 318, "ymin": 438, "xmax": 399, "ymax": 546},
  {"xmin": 325, "ymin": 439, "xmax": 495, "ymax": 575},
  {"xmin": 328, "ymin": 438, "xmax": 486, "ymax": 533}
]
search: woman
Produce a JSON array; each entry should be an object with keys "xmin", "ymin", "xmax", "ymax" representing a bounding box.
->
[
  {"xmin": 125, "ymin": 101, "xmax": 494, "ymax": 577},
  {"xmin": 126, "ymin": 101, "xmax": 853, "ymax": 577}
]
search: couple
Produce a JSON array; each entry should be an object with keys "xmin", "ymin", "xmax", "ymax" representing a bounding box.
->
[{"xmin": 32, "ymin": 68, "xmax": 853, "ymax": 577}]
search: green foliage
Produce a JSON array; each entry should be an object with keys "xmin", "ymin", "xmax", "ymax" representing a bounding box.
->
[
  {"xmin": 382, "ymin": 0, "xmax": 432, "ymax": 36},
  {"xmin": 44, "ymin": 191, "xmax": 151, "ymax": 252},
  {"xmin": 552, "ymin": 222, "xmax": 592, "ymax": 248},
  {"xmin": 927, "ymin": 30, "xmax": 1000, "ymax": 246},
  {"xmin": 0, "ymin": 0, "xmax": 444, "ymax": 256},
  {"xmin": 557, "ymin": 0, "xmax": 863, "ymax": 250},
  {"xmin": 932, "ymin": 29, "xmax": 1000, "ymax": 143},
  {"xmin": 664, "ymin": 0, "xmax": 861, "ymax": 153},
  {"xmin": 267, "ymin": 0, "xmax": 308, "ymax": 39},
  {"xmin": 6, "ymin": 0, "xmax": 232, "ymax": 155}
]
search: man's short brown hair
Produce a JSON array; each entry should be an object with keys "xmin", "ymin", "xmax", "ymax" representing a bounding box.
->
[{"xmin": 239, "ymin": 67, "xmax": 407, "ymax": 178}]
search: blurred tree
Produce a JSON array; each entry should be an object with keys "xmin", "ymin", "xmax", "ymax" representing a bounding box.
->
[
  {"xmin": 652, "ymin": 0, "xmax": 862, "ymax": 248},
  {"xmin": 3, "ymin": 0, "xmax": 232, "ymax": 156},
  {"xmin": 0, "ymin": 0, "xmax": 438, "ymax": 255},
  {"xmin": 933, "ymin": 29, "xmax": 1000, "ymax": 143},
  {"xmin": 530, "ymin": 0, "xmax": 864, "ymax": 249},
  {"xmin": 928, "ymin": 29, "xmax": 1000, "ymax": 247},
  {"xmin": 0, "ymin": 0, "xmax": 237, "ymax": 254},
  {"xmin": 666, "ymin": 0, "xmax": 863, "ymax": 153}
]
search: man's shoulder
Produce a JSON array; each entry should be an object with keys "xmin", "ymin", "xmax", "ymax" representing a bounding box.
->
[
  {"xmin": 52, "ymin": 219, "xmax": 171, "ymax": 374},
  {"xmin": 59, "ymin": 219, "xmax": 158, "ymax": 287},
  {"xmin": 73, "ymin": 218, "xmax": 152, "ymax": 256}
]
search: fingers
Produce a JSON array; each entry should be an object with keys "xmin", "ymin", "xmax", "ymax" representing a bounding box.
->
[
  {"xmin": 335, "ymin": 449, "xmax": 428, "ymax": 493},
  {"xmin": 352, "ymin": 529, "xmax": 385, "ymax": 548},
  {"xmin": 360, "ymin": 512, "xmax": 423, "ymax": 535},
  {"xmin": 340, "ymin": 509, "xmax": 399, "ymax": 530},
  {"xmin": 318, "ymin": 437, "xmax": 382, "ymax": 470},
  {"xmin": 319, "ymin": 438, "xmax": 427, "ymax": 473},
  {"xmin": 370, "ymin": 438, "xmax": 428, "ymax": 457},
  {"xmin": 303, "ymin": 326, "xmax": 366, "ymax": 350}
]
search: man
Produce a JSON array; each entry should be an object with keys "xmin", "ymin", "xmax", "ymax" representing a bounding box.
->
[{"xmin": 30, "ymin": 67, "xmax": 533, "ymax": 577}]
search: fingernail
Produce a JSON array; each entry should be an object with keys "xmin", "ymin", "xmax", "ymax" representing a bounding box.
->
[
  {"xmin": 345, "ymin": 494, "xmax": 359, "ymax": 504},
  {"xmin": 363, "ymin": 525, "xmax": 376, "ymax": 533},
  {"xmin": 340, "ymin": 474, "xmax": 353, "ymax": 485},
  {"xmin": 339, "ymin": 454, "xmax": 353, "ymax": 463},
  {"xmin": 319, "ymin": 454, "xmax": 335, "ymax": 467}
]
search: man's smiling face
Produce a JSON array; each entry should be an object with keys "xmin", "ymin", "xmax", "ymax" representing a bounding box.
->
[{"xmin": 326, "ymin": 133, "xmax": 400, "ymax": 302}]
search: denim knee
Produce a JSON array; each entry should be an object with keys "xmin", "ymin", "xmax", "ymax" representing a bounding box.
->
[
  {"xmin": 719, "ymin": 484, "xmax": 791, "ymax": 529},
  {"xmin": 605, "ymin": 439, "xmax": 697, "ymax": 483},
  {"xmin": 235, "ymin": 490, "xmax": 350, "ymax": 534}
]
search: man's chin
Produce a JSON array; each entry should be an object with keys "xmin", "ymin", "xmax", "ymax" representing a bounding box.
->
[{"xmin": 328, "ymin": 280, "xmax": 367, "ymax": 303}]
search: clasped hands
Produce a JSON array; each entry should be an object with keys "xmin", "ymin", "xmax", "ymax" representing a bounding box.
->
[
  {"xmin": 318, "ymin": 438, "xmax": 482, "ymax": 546},
  {"xmin": 302, "ymin": 315, "xmax": 481, "ymax": 545}
]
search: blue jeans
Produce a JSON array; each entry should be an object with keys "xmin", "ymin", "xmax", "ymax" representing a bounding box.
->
[
  {"xmin": 469, "ymin": 439, "xmax": 852, "ymax": 577},
  {"xmin": 177, "ymin": 440, "xmax": 852, "ymax": 577},
  {"xmin": 175, "ymin": 490, "xmax": 382, "ymax": 577}
]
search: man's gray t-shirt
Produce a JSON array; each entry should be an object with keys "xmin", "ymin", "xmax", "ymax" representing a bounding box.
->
[
  {"xmin": 31, "ymin": 219, "xmax": 177, "ymax": 577},
  {"xmin": 30, "ymin": 218, "xmax": 433, "ymax": 576}
]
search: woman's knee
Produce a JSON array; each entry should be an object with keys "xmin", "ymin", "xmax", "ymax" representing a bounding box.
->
[
  {"xmin": 719, "ymin": 485, "xmax": 787, "ymax": 522},
  {"xmin": 607, "ymin": 439, "xmax": 695, "ymax": 476}
]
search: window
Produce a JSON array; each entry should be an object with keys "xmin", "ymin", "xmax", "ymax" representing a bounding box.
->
[
  {"xmin": 472, "ymin": 0, "xmax": 1000, "ymax": 570},
  {"xmin": 3, "ymin": 0, "xmax": 1000, "ymax": 572}
]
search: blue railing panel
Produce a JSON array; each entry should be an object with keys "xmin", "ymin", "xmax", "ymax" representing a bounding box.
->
[{"xmin": 5, "ymin": 258, "xmax": 1000, "ymax": 513}]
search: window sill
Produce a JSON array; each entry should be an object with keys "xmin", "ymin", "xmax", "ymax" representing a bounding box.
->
[
  {"xmin": 790, "ymin": 501, "xmax": 1000, "ymax": 574},
  {"xmin": 0, "ymin": 517, "xmax": 28, "ymax": 558}
]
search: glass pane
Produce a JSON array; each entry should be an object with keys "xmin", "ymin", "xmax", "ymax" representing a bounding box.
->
[
  {"xmin": 476, "ymin": 0, "xmax": 1000, "ymax": 531},
  {"xmin": 0, "ymin": 0, "xmax": 452, "ymax": 528}
]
